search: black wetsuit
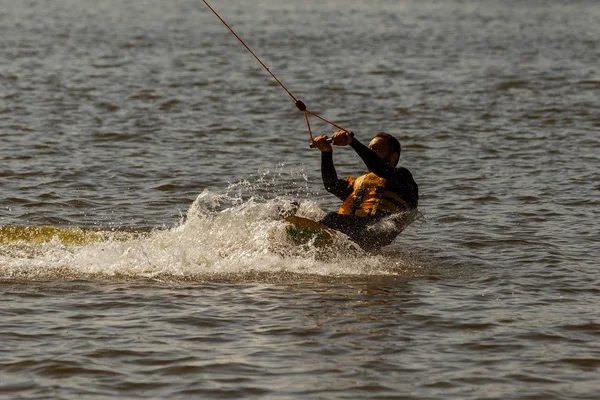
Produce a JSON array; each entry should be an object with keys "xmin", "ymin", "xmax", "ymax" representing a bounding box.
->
[{"xmin": 320, "ymin": 137, "xmax": 418, "ymax": 250}]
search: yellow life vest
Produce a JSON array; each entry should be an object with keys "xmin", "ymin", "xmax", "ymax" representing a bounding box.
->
[{"xmin": 338, "ymin": 172, "xmax": 409, "ymax": 217}]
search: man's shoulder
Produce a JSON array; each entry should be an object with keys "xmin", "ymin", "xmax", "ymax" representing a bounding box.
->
[
  {"xmin": 394, "ymin": 166, "xmax": 415, "ymax": 181},
  {"xmin": 396, "ymin": 166, "xmax": 412, "ymax": 174}
]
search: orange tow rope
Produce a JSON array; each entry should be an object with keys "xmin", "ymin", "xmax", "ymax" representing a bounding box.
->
[{"xmin": 201, "ymin": 0, "xmax": 349, "ymax": 144}]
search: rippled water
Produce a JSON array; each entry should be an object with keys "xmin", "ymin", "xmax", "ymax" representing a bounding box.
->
[{"xmin": 1, "ymin": 0, "xmax": 599, "ymax": 398}]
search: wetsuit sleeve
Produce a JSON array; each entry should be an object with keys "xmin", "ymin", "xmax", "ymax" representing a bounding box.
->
[
  {"xmin": 349, "ymin": 138, "xmax": 398, "ymax": 180},
  {"xmin": 349, "ymin": 138, "xmax": 418, "ymax": 209},
  {"xmin": 321, "ymin": 151, "xmax": 353, "ymax": 201}
]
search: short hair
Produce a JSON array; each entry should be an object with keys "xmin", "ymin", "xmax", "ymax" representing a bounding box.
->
[{"xmin": 374, "ymin": 132, "xmax": 401, "ymax": 156}]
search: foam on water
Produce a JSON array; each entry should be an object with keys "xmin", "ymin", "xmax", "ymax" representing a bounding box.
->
[{"xmin": 0, "ymin": 189, "xmax": 429, "ymax": 283}]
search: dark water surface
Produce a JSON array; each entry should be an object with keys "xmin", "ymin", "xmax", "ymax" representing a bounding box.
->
[{"xmin": 1, "ymin": 0, "xmax": 599, "ymax": 398}]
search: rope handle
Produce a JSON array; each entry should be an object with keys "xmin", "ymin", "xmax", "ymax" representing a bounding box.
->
[{"xmin": 309, "ymin": 132, "xmax": 354, "ymax": 148}]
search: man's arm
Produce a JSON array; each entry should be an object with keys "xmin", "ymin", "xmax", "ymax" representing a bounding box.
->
[
  {"xmin": 349, "ymin": 136, "xmax": 418, "ymax": 209},
  {"xmin": 321, "ymin": 151, "xmax": 352, "ymax": 201},
  {"xmin": 312, "ymin": 134, "xmax": 353, "ymax": 201},
  {"xmin": 349, "ymin": 138, "xmax": 398, "ymax": 180}
]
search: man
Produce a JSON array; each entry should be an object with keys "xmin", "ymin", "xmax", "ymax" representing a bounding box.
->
[{"xmin": 311, "ymin": 129, "xmax": 418, "ymax": 250}]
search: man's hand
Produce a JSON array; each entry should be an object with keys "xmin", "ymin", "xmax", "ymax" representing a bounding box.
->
[
  {"xmin": 311, "ymin": 135, "xmax": 332, "ymax": 152},
  {"xmin": 331, "ymin": 130, "xmax": 353, "ymax": 146}
]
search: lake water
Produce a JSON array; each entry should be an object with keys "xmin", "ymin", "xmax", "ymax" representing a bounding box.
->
[{"xmin": 1, "ymin": 0, "xmax": 599, "ymax": 398}]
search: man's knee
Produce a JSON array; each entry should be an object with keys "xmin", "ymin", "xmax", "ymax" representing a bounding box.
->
[{"xmin": 321, "ymin": 212, "xmax": 357, "ymax": 231}]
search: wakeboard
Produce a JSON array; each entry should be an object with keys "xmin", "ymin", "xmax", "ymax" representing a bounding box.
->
[
  {"xmin": 280, "ymin": 215, "xmax": 364, "ymax": 257},
  {"xmin": 283, "ymin": 216, "xmax": 336, "ymax": 248}
]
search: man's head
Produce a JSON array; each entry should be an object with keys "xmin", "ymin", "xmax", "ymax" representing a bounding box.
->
[{"xmin": 368, "ymin": 132, "xmax": 401, "ymax": 167}]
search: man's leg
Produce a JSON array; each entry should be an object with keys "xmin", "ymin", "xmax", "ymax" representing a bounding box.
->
[
  {"xmin": 321, "ymin": 212, "xmax": 395, "ymax": 251},
  {"xmin": 320, "ymin": 212, "xmax": 370, "ymax": 247}
]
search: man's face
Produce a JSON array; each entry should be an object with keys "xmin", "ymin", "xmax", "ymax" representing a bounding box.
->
[{"xmin": 368, "ymin": 137, "xmax": 393, "ymax": 164}]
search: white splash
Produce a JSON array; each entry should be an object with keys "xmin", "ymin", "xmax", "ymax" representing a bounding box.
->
[{"xmin": 1, "ymin": 190, "xmax": 426, "ymax": 282}]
